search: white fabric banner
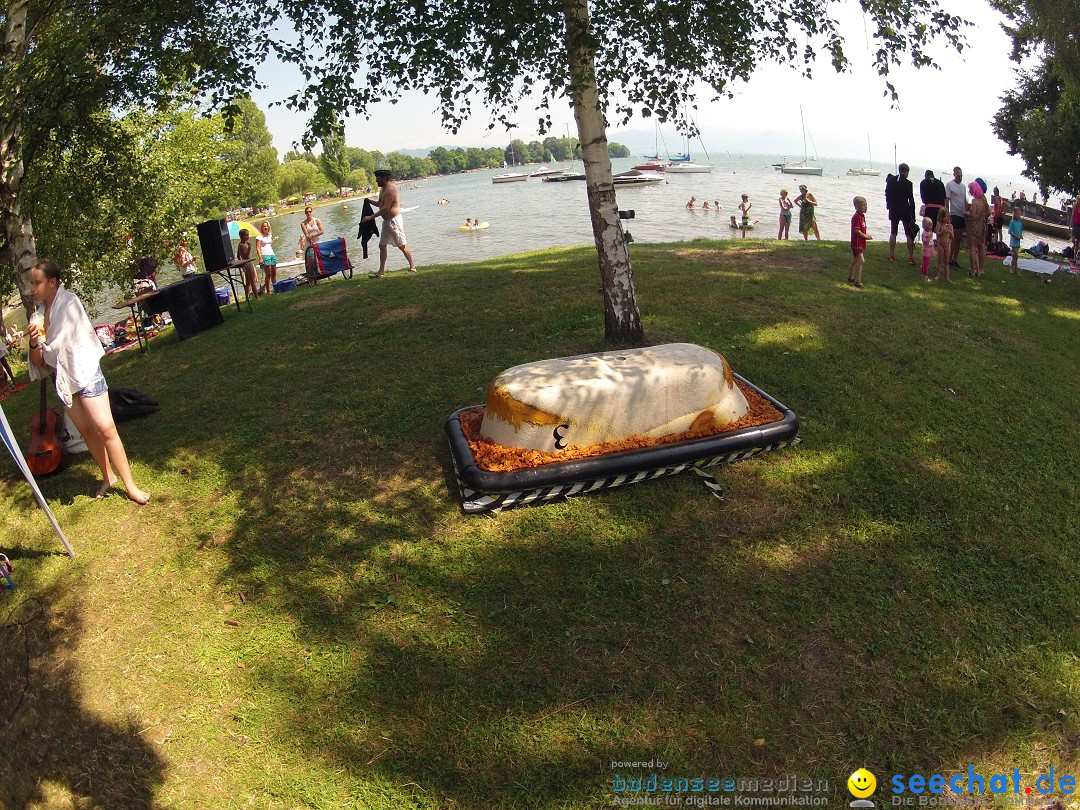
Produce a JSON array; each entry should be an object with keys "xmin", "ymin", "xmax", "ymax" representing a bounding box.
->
[{"xmin": 0, "ymin": 403, "xmax": 75, "ymax": 557}]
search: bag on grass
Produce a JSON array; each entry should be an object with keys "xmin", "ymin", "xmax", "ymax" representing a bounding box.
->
[{"xmin": 110, "ymin": 387, "xmax": 159, "ymax": 421}]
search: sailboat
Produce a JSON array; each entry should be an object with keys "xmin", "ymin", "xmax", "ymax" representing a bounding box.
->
[
  {"xmin": 542, "ymin": 124, "xmax": 586, "ymax": 182},
  {"xmin": 666, "ymin": 120, "xmax": 713, "ymax": 173},
  {"xmin": 634, "ymin": 123, "xmax": 668, "ymax": 171},
  {"xmin": 781, "ymin": 106, "xmax": 823, "ymax": 176},
  {"xmin": 493, "ymin": 139, "xmax": 529, "ymax": 183},
  {"xmin": 847, "ymin": 134, "xmax": 881, "ymax": 177}
]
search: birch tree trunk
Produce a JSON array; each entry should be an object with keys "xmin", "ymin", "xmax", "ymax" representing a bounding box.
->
[
  {"xmin": 1, "ymin": 0, "xmax": 38, "ymax": 318},
  {"xmin": 563, "ymin": 0, "xmax": 645, "ymax": 346}
]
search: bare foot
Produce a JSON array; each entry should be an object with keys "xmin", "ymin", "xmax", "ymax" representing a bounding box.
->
[
  {"xmin": 95, "ymin": 476, "xmax": 118, "ymax": 499},
  {"xmin": 125, "ymin": 487, "xmax": 151, "ymax": 506}
]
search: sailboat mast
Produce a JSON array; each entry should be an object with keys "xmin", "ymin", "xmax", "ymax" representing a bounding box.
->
[{"xmin": 800, "ymin": 106, "xmax": 808, "ymax": 161}]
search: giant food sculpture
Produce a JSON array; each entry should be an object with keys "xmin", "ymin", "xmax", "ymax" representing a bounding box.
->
[{"xmin": 446, "ymin": 343, "xmax": 799, "ymax": 513}]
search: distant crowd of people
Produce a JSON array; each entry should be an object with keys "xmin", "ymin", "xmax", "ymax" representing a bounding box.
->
[{"xmin": 880, "ymin": 164, "xmax": 1055, "ymax": 283}]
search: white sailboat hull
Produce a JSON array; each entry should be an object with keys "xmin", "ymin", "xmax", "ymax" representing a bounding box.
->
[
  {"xmin": 492, "ymin": 173, "xmax": 529, "ymax": 184},
  {"xmin": 780, "ymin": 163, "xmax": 823, "ymax": 176},
  {"xmin": 666, "ymin": 162, "xmax": 713, "ymax": 173}
]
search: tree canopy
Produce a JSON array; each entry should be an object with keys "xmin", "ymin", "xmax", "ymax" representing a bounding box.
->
[
  {"xmin": 219, "ymin": 98, "xmax": 279, "ymax": 210},
  {"xmin": 990, "ymin": 0, "xmax": 1080, "ymax": 195},
  {"xmin": 1, "ymin": 0, "xmax": 262, "ymax": 308},
  {"xmin": 276, "ymin": 0, "xmax": 967, "ymax": 344}
]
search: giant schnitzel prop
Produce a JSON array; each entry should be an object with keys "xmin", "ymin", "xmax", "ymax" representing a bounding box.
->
[{"xmin": 445, "ymin": 343, "xmax": 799, "ymax": 514}]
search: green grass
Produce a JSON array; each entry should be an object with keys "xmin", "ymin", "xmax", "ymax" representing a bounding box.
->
[{"xmin": 2, "ymin": 239, "xmax": 1080, "ymax": 809}]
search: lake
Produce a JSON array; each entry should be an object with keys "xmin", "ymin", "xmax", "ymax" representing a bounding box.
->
[
  {"xmin": 92, "ymin": 153, "xmax": 1063, "ymax": 322},
  {"xmin": 242, "ymin": 154, "xmax": 1063, "ymax": 271}
]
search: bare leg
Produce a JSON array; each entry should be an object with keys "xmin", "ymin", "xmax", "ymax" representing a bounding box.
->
[
  {"xmin": 889, "ymin": 224, "xmax": 898, "ymax": 259},
  {"xmin": 377, "ymin": 245, "xmax": 388, "ymax": 276},
  {"xmin": 400, "ymin": 245, "xmax": 416, "ymax": 272},
  {"xmin": 66, "ymin": 392, "xmax": 149, "ymax": 504}
]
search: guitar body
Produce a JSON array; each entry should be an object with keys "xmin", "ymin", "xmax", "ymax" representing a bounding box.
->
[{"xmin": 28, "ymin": 379, "xmax": 63, "ymax": 475}]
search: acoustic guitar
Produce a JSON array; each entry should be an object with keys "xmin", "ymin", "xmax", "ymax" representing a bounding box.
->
[{"xmin": 28, "ymin": 377, "xmax": 63, "ymax": 475}]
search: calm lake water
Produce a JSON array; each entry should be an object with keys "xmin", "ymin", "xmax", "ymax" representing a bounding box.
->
[
  {"xmin": 243, "ymin": 154, "xmax": 1059, "ymax": 273},
  {"xmin": 91, "ymin": 153, "xmax": 1060, "ymax": 322}
]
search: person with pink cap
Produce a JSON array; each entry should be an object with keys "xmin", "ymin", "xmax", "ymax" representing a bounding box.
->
[{"xmin": 966, "ymin": 180, "xmax": 991, "ymax": 278}]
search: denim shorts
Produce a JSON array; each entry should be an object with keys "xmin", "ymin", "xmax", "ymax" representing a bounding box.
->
[{"xmin": 76, "ymin": 368, "xmax": 108, "ymax": 399}]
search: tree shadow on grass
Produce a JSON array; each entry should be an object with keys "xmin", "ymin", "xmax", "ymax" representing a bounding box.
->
[
  {"xmin": 6, "ymin": 247, "xmax": 1080, "ymax": 807},
  {"xmin": 0, "ymin": 581, "xmax": 166, "ymax": 809},
  {"xmin": 206, "ymin": 446, "xmax": 1080, "ymax": 808}
]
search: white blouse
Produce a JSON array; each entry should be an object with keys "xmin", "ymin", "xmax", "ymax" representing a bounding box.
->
[{"xmin": 29, "ymin": 285, "xmax": 105, "ymax": 407}]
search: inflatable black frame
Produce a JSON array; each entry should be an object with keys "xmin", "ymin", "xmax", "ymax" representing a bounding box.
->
[{"xmin": 445, "ymin": 373, "xmax": 800, "ymax": 514}]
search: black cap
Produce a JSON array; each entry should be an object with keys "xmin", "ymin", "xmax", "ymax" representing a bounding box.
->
[{"xmin": 374, "ymin": 169, "xmax": 391, "ymax": 178}]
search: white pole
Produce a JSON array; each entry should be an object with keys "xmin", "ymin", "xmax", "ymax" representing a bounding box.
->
[{"xmin": 0, "ymin": 404, "xmax": 75, "ymax": 557}]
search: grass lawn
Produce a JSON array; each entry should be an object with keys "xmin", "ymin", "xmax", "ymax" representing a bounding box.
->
[{"xmin": 2, "ymin": 239, "xmax": 1079, "ymax": 809}]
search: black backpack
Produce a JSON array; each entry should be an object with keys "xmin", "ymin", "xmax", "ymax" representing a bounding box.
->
[{"xmin": 110, "ymin": 387, "xmax": 160, "ymax": 421}]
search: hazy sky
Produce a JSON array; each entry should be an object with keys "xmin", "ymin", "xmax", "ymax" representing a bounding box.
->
[{"xmin": 254, "ymin": 0, "xmax": 1031, "ymax": 178}]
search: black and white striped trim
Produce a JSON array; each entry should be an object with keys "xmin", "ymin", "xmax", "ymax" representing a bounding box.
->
[{"xmin": 454, "ymin": 436, "xmax": 801, "ymax": 514}]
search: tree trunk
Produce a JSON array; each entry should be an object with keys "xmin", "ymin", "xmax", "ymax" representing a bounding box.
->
[
  {"xmin": 563, "ymin": 0, "xmax": 645, "ymax": 347},
  {"xmin": 2, "ymin": 0, "xmax": 37, "ymax": 318}
]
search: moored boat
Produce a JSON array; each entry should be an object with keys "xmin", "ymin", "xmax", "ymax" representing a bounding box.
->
[
  {"xmin": 529, "ymin": 165, "xmax": 566, "ymax": 179},
  {"xmin": 493, "ymin": 172, "xmax": 529, "ymax": 184},
  {"xmin": 613, "ymin": 176, "xmax": 664, "ymax": 188},
  {"xmin": 781, "ymin": 107, "xmax": 822, "ymax": 175},
  {"xmin": 846, "ymin": 135, "xmax": 880, "ymax": 176},
  {"xmin": 665, "ymin": 154, "xmax": 713, "ymax": 173},
  {"xmin": 781, "ymin": 160, "xmax": 823, "ymax": 176},
  {"xmin": 1006, "ymin": 201, "xmax": 1071, "ymax": 240},
  {"xmin": 542, "ymin": 172, "xmax": 586, "ymax": 182},
  {"xmin": 666, "ymin": 161, "xmax": 713, "ymax": 173}
]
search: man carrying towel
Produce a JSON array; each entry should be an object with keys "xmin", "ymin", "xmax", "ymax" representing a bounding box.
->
[{"xmin": 362, "ymin": 169, "xmax": 417, "ymax": 277}]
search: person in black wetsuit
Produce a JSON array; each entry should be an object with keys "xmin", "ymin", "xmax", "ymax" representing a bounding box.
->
[
  {"xmin": 886, "ymin": 163, "xmax": 917, "ymax": 264},
  {"xmin": 920, "ymin": 170, "xmax": 947, "ymax": 242}
]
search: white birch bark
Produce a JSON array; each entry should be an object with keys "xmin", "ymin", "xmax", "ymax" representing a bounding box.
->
[
  {"xmin": 563, "ymin": 0, "xmax": 644, "ymax": 346},
  {"xmin": 1, "ymin": 0, "xmax": 38, "ymax": 317}
]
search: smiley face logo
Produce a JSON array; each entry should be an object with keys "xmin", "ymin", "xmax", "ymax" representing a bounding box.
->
[{"xmin": 847, "ymin": 768, "xmax": 876, "ymax": 799}]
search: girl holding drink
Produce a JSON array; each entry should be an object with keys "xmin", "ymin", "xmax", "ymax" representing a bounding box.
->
[{"xmin": 26, "ymin": 259, "xmax": 150, "ymax": 504}]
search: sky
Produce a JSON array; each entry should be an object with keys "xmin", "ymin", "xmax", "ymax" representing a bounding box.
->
[{"xmin": 253, "ymin": 0, "xmax": 1032, "ymax": 180}]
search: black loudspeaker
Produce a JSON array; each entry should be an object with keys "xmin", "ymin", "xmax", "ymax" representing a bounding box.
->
[
  {"xmin": 142, "ymin": 275, "xmax": 224, "ymax": 339},
  {"xmin": 196, "ymin": 218, "xmax": 234, "ymax": 272}
]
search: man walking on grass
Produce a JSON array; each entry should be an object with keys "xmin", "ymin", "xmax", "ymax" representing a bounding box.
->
[{"xmin": 362, "ymin": 169, "xmax": 417, "ymax": 277}]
